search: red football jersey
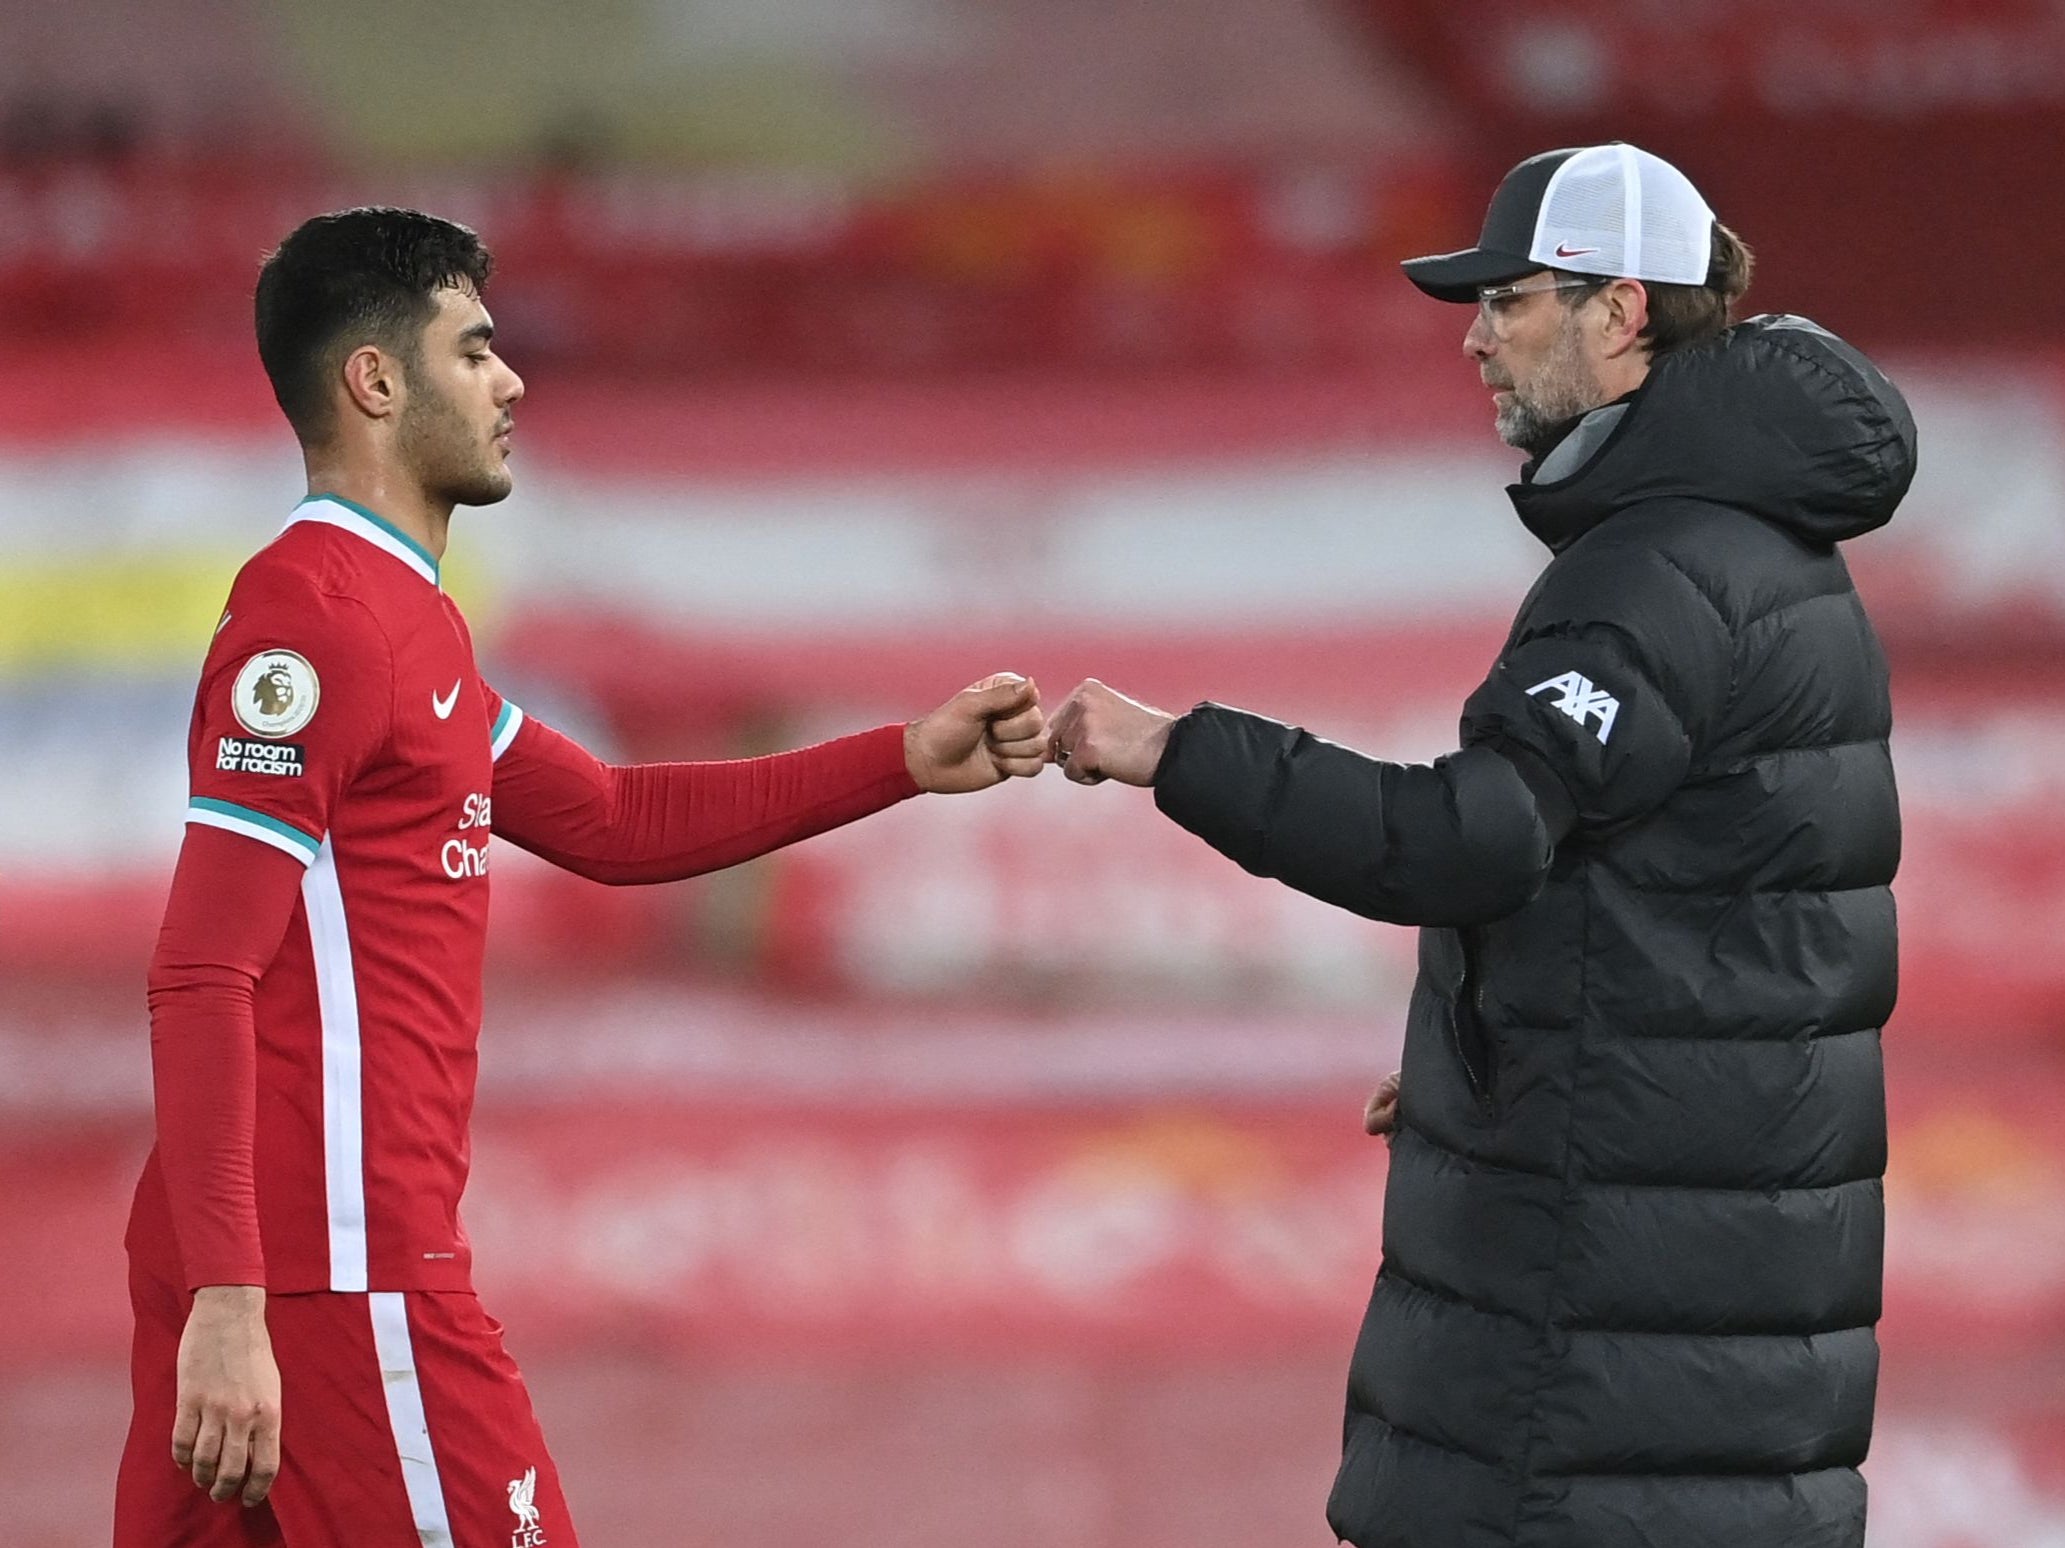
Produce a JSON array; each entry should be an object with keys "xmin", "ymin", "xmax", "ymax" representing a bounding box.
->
[
  {"xmin": 143, "ymin": 495, "xmax": 513, "ymax": 1291},
  {"xmin": 131, "ymin": 493, "xmax": 919, "ymax": 1294}
]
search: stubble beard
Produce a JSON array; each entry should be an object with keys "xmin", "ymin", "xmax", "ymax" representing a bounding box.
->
[
  {"xmin": 399, "ymin": 370, "xmax": 513, "ymax": 509},
  {"xmin": 1495, "ymin": 313, "xmax": 1607, "ymax": 459}
]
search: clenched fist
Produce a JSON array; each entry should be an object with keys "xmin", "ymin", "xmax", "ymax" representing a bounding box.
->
[
  {"xmin": 1364, "ymin": 1070, "xmax": 1401, "ymax": 1140},
  {"xmin": 1045, "ymin": 678, "xmax": 1177, "ymax": 787},
  {"xmin": 905, "ymin": 673, "xmax": 1049, "ymax": 793}
]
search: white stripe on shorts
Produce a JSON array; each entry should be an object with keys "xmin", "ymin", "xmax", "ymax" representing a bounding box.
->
[{"xmin": 368, "ymin": 1292, "xmax": 455, "ymax": 1548}]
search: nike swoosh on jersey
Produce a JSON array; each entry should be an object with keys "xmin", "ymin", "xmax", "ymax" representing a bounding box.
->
[{"xmin": 432, "ymin": 680, "xmax": 461, "ymax": 719}]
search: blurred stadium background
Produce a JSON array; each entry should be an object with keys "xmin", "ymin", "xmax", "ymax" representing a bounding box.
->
[{"xmin": 3, "ymin": 1, "xmax": 2064, "ymax": 1543}]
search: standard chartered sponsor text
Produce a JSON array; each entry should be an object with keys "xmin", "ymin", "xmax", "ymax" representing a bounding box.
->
[{"xmin": 442, "ymin": 792, "xmax": 492, "ymax": 878}]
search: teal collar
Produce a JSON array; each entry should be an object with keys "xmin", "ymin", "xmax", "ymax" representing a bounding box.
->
[{"xmin": 286, "ymin": 494, "xmax": 441, "ymax": 587}]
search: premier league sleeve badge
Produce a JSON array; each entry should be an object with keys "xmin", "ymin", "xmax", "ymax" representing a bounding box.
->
[{"xmin": 232, "ymin": 649, "xmax": 321, "ymax": 739}]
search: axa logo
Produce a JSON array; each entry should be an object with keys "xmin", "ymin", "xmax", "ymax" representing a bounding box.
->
[
  {"xmin": 508, "ymin": 1465, "xmax": 548, "ymax": 1546},
  {"xmin": 1528, "ymin": 671, "xmax": 1619, "ymax": 743}
]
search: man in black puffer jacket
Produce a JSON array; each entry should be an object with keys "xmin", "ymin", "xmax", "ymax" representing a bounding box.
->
[{"xmin": 1044, "ymin": 144, "xmax": 1916, "ymax": 1548}]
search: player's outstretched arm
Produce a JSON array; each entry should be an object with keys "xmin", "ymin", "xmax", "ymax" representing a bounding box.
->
[{"xmin": 488, "ymin": 672, "xmax": 1045, "ymax": 884}]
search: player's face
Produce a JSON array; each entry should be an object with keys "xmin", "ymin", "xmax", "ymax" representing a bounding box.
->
[{"xmin": 399, "ymin": 284, "xmax": 525, "ymax": 508}]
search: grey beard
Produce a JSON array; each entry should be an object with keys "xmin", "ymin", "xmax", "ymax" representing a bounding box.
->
[
  {"xmin": 1495, "ymin": 318, "xmax": 1606, "ymax": 458},
  {"xmin": 1496, "ymin": 394, "xmax": 1571, "ymax": 459}
]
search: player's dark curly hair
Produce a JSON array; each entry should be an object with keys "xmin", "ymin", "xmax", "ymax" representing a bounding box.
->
[{"xmin": 255, "ymin": 207, "xmax": 494, "ymax": 444}]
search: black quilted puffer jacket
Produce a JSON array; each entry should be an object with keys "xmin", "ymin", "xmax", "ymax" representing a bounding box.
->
[{"xmin": 1152, "ymin": 315, "xmax": 1917, "ymax": 1548}]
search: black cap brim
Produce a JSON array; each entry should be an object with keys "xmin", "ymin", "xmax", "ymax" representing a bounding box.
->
[{"xmin": 1401, "ymin": 246, "xmax": 1544, "ymax": 303}]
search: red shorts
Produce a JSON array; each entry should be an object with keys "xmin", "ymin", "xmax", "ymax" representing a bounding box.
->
[{"xmin": 115, "ymin": 1255, "xmax": 579, "ymax": 1548}]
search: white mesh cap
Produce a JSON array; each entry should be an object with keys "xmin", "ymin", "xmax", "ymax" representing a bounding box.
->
[
  {"xmin": 1529, "ymin": 144, "xmax": 1715, "ymax": 286},
  {"xmin": 1403, "ymin": 143, "xmax": 1719, "ymax": 302}
]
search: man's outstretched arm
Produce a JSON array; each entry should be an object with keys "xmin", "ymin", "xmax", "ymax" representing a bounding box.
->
[
  {"xmin": 1153, "ymin": 704, "xmax": 1561, "ymax": 926},
  {"xmin": 1057, "ymin": 685, "xmax": 1552, "ymax": 928},
  {"xmin": 1049, "ymin": 680, "xmax": 1558, "ymax": 927},
  {"xmin": 1045, "ymin": 543, "xmax": 1731, "ymax": 929}
]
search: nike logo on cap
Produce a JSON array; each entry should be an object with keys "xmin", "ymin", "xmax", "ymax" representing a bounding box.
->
[
  {"xmin": 1554, "ymin": 242, "xmax": 1599, "ymax": 258},
  {"xmin": 432, "ymin": 680, "xmax": 461, "ymax": 719}
]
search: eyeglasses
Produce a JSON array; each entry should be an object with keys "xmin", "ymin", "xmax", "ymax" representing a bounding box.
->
[{"xmin": 1476, "ymin": 275, "xmax": 1604, "ymax": 333}]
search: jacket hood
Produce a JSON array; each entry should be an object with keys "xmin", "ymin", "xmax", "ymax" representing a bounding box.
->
[{"xmin": 1508, "ymin": 314, "xmax": 1919, "ymax": 553}]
